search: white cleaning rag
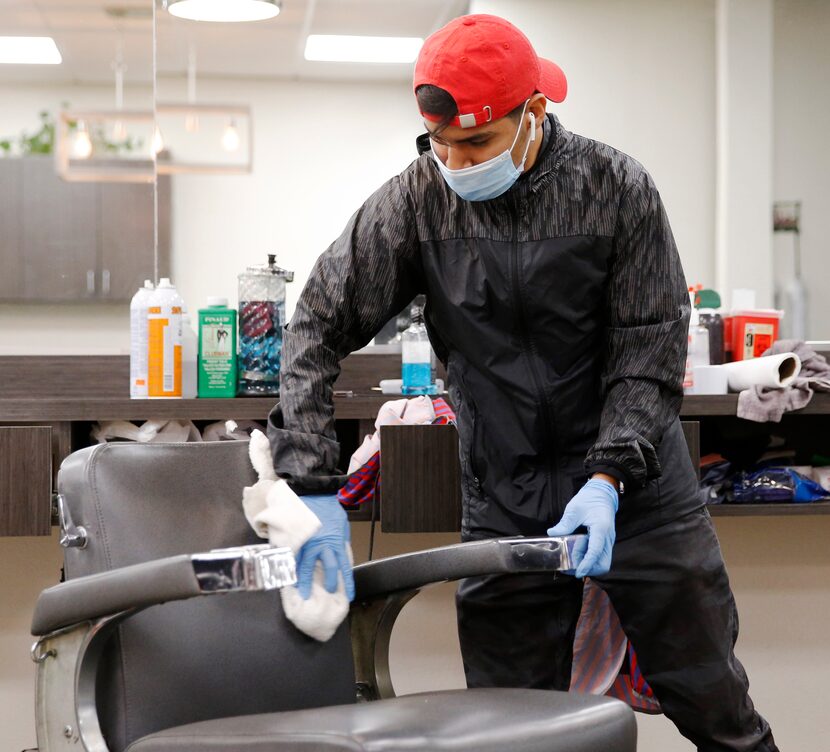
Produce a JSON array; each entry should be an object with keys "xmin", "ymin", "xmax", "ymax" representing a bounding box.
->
[
  {"xmin": 242, "ymin": 430, "xmax": 352, "ymax": 642},
  {"xmin": 347, "ymin": 395, "xmax": 437, "ymax": 472}
]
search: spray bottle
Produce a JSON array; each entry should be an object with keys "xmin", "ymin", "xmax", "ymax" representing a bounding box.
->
[
  {"xmin": 129, "ymin": 279, "xmax": 154, "ymax": 398},
  {"xmin": 181, "ymin": 308, "xmax": 198, "ymax": 399},
  {"xmin": 401, "ymin": 297, "xmax": 437, "ymax": 395},
  {"xmin": 684, "ymin": 289, "xmax": 710, "ymax": 394},
  {"xmin": 147, "ymin": 278, "xmax": 183, "ymax": 399}
]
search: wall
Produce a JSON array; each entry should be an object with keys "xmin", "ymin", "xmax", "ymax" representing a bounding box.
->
[
  {"xmin": 715, "ymin": 0, "xmax": 774, "ymax": 309},
  {"xmin": 773, "ymin": 0, "xmax": 830, "ymax": 338},
  {"xmin": 472, "ymin": 0, "xmax": 718, "ymax": 292}
]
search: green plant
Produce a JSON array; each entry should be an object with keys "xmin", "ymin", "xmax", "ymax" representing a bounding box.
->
[
  {"xmin": 0, "ymin": 106, "xmax": 143, "ymax": 157},
  {"xmin": 0, "ymin": 109, "xmax": 54, "ymax": 155}
]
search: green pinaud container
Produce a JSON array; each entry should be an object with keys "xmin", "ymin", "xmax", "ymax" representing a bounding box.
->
[{"xmin": 198, "ymin": 297, "xmax": 238, "ymax": 397}]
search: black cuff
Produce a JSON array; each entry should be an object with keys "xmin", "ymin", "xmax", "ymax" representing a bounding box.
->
[
  {"xmin": 584, "ymin": 461, "xmax": 635, "ymax": 490},
  {"xmin": 283, "ymin": 472, "xmax": 350, "ymax": 496}
]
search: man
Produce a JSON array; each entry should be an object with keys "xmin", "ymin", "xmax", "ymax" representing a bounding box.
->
[{"xmin": 267, "ymin": 13, "xmax": 778, "ymax": 752}]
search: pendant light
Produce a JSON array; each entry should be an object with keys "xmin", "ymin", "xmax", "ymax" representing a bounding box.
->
[
  {"xmin": 111, "ymin": 41, "xmax": 128, "ymax": 142},
  {"xmin": 221, "ymin": 118, "xmax": 240, "ymax": 151},
  {"xmin": 184, "ymin": 45, "xmax": 199, "ymax": 133},
  {"xmin": 164, "ymin": 0, "xmax": 280, "ymax": 23},
  {"xmin": 152, "ymin": 125, "xmax": 165, "ymax": 155},
  {"xmin": 70, "ymin": 120, "xmax": 93, "ymax": 159}
]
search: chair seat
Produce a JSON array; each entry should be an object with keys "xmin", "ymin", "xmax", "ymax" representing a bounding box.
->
[{"xmin": 126, "ymin": 688, "xmax": 636, "ymax": 752}]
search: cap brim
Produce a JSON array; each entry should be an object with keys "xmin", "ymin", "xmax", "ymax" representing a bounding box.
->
[{"xmin": 538, "ymin": 58, "xmax": 567, "ymax": 103}]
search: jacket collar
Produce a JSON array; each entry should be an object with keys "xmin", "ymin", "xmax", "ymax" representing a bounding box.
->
[{"xmin": 519, "ymin": 113, "xmax": 571, "ymax": 195}]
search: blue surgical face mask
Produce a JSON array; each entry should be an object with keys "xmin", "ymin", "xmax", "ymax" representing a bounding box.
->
[{"xmin": 431, "ymin": 100, "xmax": 536, "ymax": 202}]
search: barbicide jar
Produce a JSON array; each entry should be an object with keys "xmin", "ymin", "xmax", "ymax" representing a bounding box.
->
[{"xmin": 237, "ymin": 254, "xmax": 294, "ymax": 396}]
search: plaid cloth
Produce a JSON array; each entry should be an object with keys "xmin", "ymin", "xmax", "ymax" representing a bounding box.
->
[
  {"xmin": 338, "ymin": 450, "xmax": 382, "ymax": 507},
  {"xmin": 571, "ymin": 578, "xmax": 660, "ymax": 713},
  {"xmin": 338, "ymin": 397, "xmax": 455, "ymax": 507}
]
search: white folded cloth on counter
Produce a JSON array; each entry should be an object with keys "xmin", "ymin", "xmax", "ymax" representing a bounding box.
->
[{"xmin": 92, "ymin": 419, "xmax": 202, "ymax": 444}]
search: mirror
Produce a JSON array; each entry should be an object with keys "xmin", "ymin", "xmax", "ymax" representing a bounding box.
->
[
  {"xmin": 770, "ymin": 1, "xmax": 829, "ymax": 341},
  {"xmin": 0, "ymin": 2, "xmax": 157, "ymax": 307},
  {"xmin": 1, "ymin": 0, "xmax": 826, "ymax": 353}
]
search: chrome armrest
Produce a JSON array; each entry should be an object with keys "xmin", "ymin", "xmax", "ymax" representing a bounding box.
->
[
  {"xmin": 349, "ymin": 535, "xmax": 585, "ymax": 701},
  {"xmin": 32, "ymin": 544, "xmax": 295, "ymax": 637}
]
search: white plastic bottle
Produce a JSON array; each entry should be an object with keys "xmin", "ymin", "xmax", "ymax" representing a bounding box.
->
[
  {"xmin": 684, "ymin": 291, "xmax": 711, "ymax": 394},
  {"xmin": 181, "ymin": 310, "xmax": 198, "ymax": 399},
  {"xmin": 147, "ymin": 278, "xmax": 183, "ymax": 398},
  {"xmin": 129, "ymin": 279, "xmax": 154, "ymax": 398}
]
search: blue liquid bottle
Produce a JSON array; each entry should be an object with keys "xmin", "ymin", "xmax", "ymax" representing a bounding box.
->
[{"xmin": 401, "ymin": 299, "xmax": 437, "ymax": 395}]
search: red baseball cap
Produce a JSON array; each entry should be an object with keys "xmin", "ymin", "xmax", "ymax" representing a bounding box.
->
[{"xmin": 414, "ymin": 14, "xmax": 567, "ymax": 129}]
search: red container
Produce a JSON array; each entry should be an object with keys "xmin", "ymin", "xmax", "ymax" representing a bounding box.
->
[{"xmin": 725, "ymin": 309, "xmax": 783, "ymax": 361}]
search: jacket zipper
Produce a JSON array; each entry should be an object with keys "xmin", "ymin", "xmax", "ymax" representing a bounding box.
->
[{"xmin": 509, "ymin": 198, "xmax": 559, "ymax": 523}]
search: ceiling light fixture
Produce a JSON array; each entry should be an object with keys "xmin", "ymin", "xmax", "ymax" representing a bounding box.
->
[
  {"xmin": 0, "ymin": 36, "xmax": 61, "ymax": 65},
  {"xmin": 70, "ymin": 121, "xmax": 93, "ymax": 160},
  {"xmin": 111, "ymin": 41, "xmax": 128, "ymax": 142},
  {"xmin": 164, "ymin": 0, "xmax": 280, "ymax": 23},
  {"xmin": 304, "ymin": 35, "xmax": 423, "ymax": 64},
  {"xmin": 221, "ymin": 118, "xmax": 240, "ymax": 152},
  {"xmin": 152, "ymin": 125, "xmax": 165, "ymax": 155},
  {"xmin": 185, "ymin": 45, "xmax": 200, "ymax": 132}
]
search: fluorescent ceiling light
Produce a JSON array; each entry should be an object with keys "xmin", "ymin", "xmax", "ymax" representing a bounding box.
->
[
  {"xmin": 165, "ymin": 0, "xmax": 280, "ymax": 23},
  {"xmin": 0, "ymin": 36, "xmax": 61, "ymax": 65},
  {"xmin": 305, "ymin": 35, "xmax": 423, "ymax": 64}
]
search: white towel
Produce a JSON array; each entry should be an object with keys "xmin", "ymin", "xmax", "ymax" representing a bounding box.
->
[
  {"xmin": 243, "ymin": 430, "xmax": 351, "ymax": 642},
  {"xmin": 347, "ymin": 395, "xmax": 437, "ymax": 473}
]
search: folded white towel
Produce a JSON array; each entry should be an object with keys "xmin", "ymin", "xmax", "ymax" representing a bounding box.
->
[{"xmin": 243, "ymin": 430, "xmax": 351, "ymax": 642}]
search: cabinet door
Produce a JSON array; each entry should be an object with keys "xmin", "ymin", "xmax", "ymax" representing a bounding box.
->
[
  {"xmin": 379, "ymin": 424, "xmax": 463, "ymax": 532},
  {"xmin": 0, "ymin": 426, "xmax": 52, "ymax": 536},
  {"xmin": 21, "ymin": 156, "xmax": 98, "ymax": 301},
  {"xmin": 0, "ymin": 159, "xmax": 24, "ymax": 299},
  {"xmin": 99, "ymin": 180, "xmax": 158, "ymax": 300}
]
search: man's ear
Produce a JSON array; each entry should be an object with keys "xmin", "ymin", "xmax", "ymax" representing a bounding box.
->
[{"xmin": 528, "ymin": 93, "xmax": 548, "ymax": 123}]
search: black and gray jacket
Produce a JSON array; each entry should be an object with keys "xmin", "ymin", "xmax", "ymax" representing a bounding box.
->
[{"xmin": 268, "ymin": 113, "xmax": 702, "ymax": 541}]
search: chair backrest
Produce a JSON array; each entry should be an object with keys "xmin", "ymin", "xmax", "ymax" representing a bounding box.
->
[{"xmin": 58, "ymin": 441, "xmax": 356, "ymax": 752}]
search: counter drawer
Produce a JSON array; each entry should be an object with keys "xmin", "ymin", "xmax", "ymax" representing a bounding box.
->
[{"xmin": 0, "ymin": 425, "xmax": 52, "ymax": 536}]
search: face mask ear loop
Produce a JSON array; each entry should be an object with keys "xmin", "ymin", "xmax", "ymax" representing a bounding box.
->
[
  {"xmin": 516, "ymin": 111, "xmax": 536, "ymax": 173},
  {"xmin": 508, "ymin": 99, "xmax": 531, "ymax": 153}
]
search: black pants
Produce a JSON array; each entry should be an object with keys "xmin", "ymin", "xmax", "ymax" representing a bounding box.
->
[{"xmin": 457, "ymin": 508, "xmax": 778, "ymax": 752}]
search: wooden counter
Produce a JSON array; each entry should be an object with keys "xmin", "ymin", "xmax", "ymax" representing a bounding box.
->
[{"xmin": 2, "ymin": 354, "xmax": 830, "ymax": 535}]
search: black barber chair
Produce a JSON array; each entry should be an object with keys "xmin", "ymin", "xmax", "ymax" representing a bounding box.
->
[{"xmin": 31, "ymin": 441, "xmax": 636, "ymax": 751}]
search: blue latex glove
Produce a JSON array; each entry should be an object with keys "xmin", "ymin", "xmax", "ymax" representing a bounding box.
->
[
  {"xmin": 296, "ymin": 494, "xmax": 355, "ymax": 602},
  {"xmin": 547, "ymin": 478, "xmax": 619, "ymax": 578}
]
